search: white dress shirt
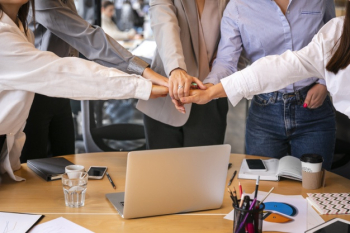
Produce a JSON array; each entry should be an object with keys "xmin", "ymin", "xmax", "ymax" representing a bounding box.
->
[
  {"xmin": 101, "ymin": 14, "xmax": 135, "ymax": 41},
  {"xmin": 221, "ymin": 17, "xmax": 350, "ymax": 118},
  {"xmin": 0, "ymin": 13, "xmax": 152, "ymax": 182}
]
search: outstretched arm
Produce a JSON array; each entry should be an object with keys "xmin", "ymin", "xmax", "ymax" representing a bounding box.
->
[{"xmin": 31, "ymin": 0, "xmax": 148, "ymax": 75}]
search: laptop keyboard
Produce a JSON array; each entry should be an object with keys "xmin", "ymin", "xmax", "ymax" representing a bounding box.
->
[{"xmin": 120, "ymin": 202, "xmax": 124, "ymax": 206}]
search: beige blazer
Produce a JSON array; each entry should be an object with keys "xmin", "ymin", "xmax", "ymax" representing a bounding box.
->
[{"xmin": 137, "ymin": 0, "xmax": 229, "ymax": 127}]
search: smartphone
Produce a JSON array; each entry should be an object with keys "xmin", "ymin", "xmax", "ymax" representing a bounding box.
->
[
  {"xmin": 87, "ymin": 166, "xmax": 107, "ymax": 179},
  {"xmin": 245, "ymin": 159, "xmax": 267, "ymax": 171}
]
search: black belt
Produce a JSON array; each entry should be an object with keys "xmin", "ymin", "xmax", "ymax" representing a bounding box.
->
[{"xmin": 0, "ymin": 135, "xmax": 6, "ymax": 152}]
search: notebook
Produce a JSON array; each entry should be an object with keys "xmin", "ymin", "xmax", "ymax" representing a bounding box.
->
[
  {"xmin": 27, "ymin": 157, "xmax": 74, "ymax": 181},
  {"xmin": 238, "ymin": 156, "xmax": 302, "ymax": 181},
  {"xmin": 0, "ymin": 212, "xmax": 43, "ymax": 233},
  {"xmin": 307, "ymin": 193, "xmax": 350, "ymax": 215}
]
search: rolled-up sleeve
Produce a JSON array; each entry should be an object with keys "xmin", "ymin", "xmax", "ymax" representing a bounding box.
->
[
  {"xmin": 0, "ymin": 28, "xmax": 152, "ymax": 101},
  {"xmin": 31, "ymin": 0, "xmax": 149, "ymax": 75}
]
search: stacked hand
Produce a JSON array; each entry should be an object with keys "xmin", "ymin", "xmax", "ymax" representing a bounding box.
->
[
  {"xmin": 169, "ymin": 68, "xmax": 207, "ymax": 114},
  {"xmin": 142, "ymin": 68, "xmax": 169, "ymax": 98}
]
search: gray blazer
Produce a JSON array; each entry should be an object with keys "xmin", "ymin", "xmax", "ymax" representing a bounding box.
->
[
  {"xmin": 28, "ymin": 0, "xmax": 148, "ymax": 75},
  {"xmin": 137, "ymin": 0, "xmax": 229, "ymax": 127}
]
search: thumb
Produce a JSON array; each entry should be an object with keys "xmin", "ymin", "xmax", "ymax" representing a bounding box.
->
[
  {"xmin": 192, "ymin": 77, "xmax": 207, "ymax": 90},
  {"xmin": 304, "ymin": 92, "xmax": 312, "ymax": 108},
  {"xmin": 180, "ymin": 96, "xmax": 196, "ymax": 104}
]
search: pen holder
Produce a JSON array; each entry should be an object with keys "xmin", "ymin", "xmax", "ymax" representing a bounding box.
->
[{"xmin": 233, "ymin": 201, "xmax": 265, "ymax": 233}]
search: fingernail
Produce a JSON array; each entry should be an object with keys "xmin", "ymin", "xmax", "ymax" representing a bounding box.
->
[{"xmin": 303, "ymin": 103, "xmax": 308, "ymax": 108}]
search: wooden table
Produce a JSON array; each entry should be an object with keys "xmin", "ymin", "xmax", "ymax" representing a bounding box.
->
[{"xmin": 1, "ymin": 153, "xmax": 350, "ymax": 233}]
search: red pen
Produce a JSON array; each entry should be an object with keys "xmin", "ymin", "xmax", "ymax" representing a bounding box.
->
[{"xmin": 239, "ymin": 182, "xmax": 243, "ymax": 197}]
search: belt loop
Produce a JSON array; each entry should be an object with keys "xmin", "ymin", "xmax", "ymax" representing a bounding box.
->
[
  {"xmin": 295, "ymin": 89, "xmax": 301, "ymax": 104},
  {"xmin": 271, "ymin": 92, "xmax": 278, "ymax": 103}
]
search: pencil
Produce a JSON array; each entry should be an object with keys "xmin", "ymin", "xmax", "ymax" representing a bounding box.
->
[
  {"xmin": 232, "ymin": 187, "xmax": 239, "ymax": 207},
  {"xmin": 259, "ymin": 187, "xmax": 274, "ymax": 204},
  {"xmin": 239, "ymin": 182, "xmax": 243, "ymax": 197}
]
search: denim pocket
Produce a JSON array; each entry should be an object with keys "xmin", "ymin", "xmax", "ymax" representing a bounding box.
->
[
  {"xmin": 309, "ymin": 96, "xmax": 335, "ymax": 115},
  {"xmin": 252, "ymin": 95, "xmax": 271, "ymax": 106}
]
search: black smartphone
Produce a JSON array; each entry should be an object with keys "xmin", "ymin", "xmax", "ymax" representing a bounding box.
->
[
  {"xmin": 245, "ymin": 159, "xmax": 267, "ymax": 171},
  {"xmin": 87, "ymin": 166, "xmax": 107, "ymax": 179}
]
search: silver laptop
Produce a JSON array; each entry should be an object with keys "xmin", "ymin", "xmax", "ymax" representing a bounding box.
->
[{"xmin": 106, "ymin": 145, "xmax": 231, "ymax": 219}]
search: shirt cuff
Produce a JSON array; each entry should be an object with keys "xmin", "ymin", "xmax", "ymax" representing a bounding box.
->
[
  {"xmin": 127, "ymin": 56, "xmax": 150, "ymax": 75},
  {"xmin": 220, "ymin": 73, "xmax": 244, "ymax": 107},
  {"xmin": 133, "ymin": 76, "xmax": 152, "ymax": 100},
  {"xmin": 203, "ymin": 76, "xmax": 220, "ymax": 85},
  {"xmin": 316, "ymin": 78, "xmax": 326, "ymax": 86}
]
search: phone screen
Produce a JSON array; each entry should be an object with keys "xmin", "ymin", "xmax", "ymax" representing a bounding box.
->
[
  {"xmin": 88, "ymin": 167, "xmax": 107, "ymax": 177},
  {"xmin": 314, "ymin": 221, "xmax": 350, "ymax": 233},
  {"xmin": 246, "ymin": 159, "xmax": 266, "ymax": 170}
]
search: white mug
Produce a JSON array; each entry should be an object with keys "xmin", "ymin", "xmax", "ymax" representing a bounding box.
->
[{"xmin": 65, "ymin": 165, "xmax": 85, "ymax": 178}]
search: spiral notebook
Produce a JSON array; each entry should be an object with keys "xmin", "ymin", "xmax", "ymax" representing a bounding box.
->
[{"xmin": 307, "ymin": 193, "xmax": 350, "ymax": 215}]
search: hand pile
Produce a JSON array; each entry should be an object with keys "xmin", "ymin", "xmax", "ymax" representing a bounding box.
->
[{"xmin": 143, "ymin": 68, "xmax": 213, "ymax": 113}]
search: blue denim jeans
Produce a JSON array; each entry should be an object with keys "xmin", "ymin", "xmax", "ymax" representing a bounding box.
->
[{"xmin": 245, "ymin": 85, "xmax": 336, "ymax": 170}]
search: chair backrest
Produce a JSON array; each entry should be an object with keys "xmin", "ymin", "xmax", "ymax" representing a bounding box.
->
[
  {"xmin": 81, "ymin": 100, "xmax": 103, "ymax": 152},
  {"xmin": 81, "ymin": 100, "xmax": 146, "ymax": 153},
  {"xmin": 336, "ymin": 111, "xmax": 350, "ymax": 143}
]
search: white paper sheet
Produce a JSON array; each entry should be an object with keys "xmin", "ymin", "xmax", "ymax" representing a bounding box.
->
[
  {"xmin": 29, "ymin": 217, "xmax": 94, "ymax": 233},
  {"xmin": 0, "ymin": 212, "xmax": 42, "ymax": 233},
  {"xmin": 224, "ymin": 192, "xmax": 308, "ymax": 233},
  {"xmin": 307, "ymin": 202, "xmax": 325, "ymax": 230}
]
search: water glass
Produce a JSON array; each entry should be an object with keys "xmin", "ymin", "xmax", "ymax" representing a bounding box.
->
[{"xmin": 62, "ymin": 172, "xmax": 88, "ymax": 208}]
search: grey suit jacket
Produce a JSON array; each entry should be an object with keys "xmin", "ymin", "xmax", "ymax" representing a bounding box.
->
[
  {"xmin": 28, "ymin": 0, "xmax": 148, "ymax": 75},
  {"xmin": 137, "ymin": 0, "xmax": 229, "ymax": 127}
]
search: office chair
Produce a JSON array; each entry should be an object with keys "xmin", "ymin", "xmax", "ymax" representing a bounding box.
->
[
  {"xmin": 331, "ymin": 111, "xmax": 350, "ymax": 170},
  {"xmin": 81, "ymin": 100, "xmax": 146, "ymax": 152}
]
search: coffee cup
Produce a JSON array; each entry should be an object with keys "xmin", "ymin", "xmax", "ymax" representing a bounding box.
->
[
  {"xmin": 65, "ymin": 165, "xmax": 85, "ymax": 179},
  {"xmin": 300, "ymin": 154, "xmax": 325, "ymax": 189},
  {"xmin": 300, "ymin": 154, "xmax": 323, "ymax": 173}
]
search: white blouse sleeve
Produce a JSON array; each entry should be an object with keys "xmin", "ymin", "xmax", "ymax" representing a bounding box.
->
[
  {"xmin": 0, "ymin": 26, "xmax": 152, "ymax": 101},
  {"xmin": 220, "ymin": 19, "xmax": 331, "ymax": 106}
]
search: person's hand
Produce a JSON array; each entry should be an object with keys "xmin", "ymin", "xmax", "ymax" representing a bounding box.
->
[
  {"xmin": 180, "ymin": 89, "xmax": 212, "ymax": 105},
  {"xmin": 172, "ymin": 99, "xmax": 186, "ymax": 114},
  {"xmin": 171, "ymin": 82, "xmax": 211, "ymax": 114},
  {"xmin": 169, "ymin": 68, "xmax": 206, "ymax": 100},
  {"xmin": 180, "ymin": 83, "xmax": 227, "ymax": 106},
  {"xmin": 150, "ymin": 85, "xmax": 169, "ymax": 99},
  {"xmin": 204, "ymin": 83, "xmax": 214, "ymax": 88},
  {"xmin": 142, "ymin": 68, "xmax": 169, "ymax": 87},
  {"xmin": 304, "ymin": 84, "xmax": 328, "ymax": 109}
]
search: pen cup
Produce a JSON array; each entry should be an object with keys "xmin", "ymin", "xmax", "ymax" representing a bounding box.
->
[{"xmin": 233, "ymin": 201, "xmax": 265, "ymax": 233}]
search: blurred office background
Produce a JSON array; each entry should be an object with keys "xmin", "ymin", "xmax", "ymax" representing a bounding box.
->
[{"xmin": 71, "ymin": 0, "xmax": 349, "ymax": 161}]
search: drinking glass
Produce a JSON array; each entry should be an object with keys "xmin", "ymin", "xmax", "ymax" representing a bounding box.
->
[{"xmin": 62, "ymin": 172, "xmax": 88, "ymax": 208}]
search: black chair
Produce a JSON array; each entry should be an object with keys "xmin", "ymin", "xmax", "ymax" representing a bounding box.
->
[
  {"xmin": 81, "ymin": 100, "xmax": 146, "ymax": 152},
  {"xmin": 331, "ymin": 111, "xmax": 350, "ymax": 170}
]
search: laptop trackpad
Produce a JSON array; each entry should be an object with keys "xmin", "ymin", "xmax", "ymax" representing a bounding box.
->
[{"xmin": 106, "ymin": 192, "xmax": 125, "ymax": 216}]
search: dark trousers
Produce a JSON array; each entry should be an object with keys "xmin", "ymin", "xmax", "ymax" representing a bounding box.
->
[
  {"xmin": 0, "ymin": 135, "xmax": 6, "ymax": 153},
  {"xmin": 143, "ymin": 98, "xmax": 229, "ymax": 149},
  {"xmin": 20, "ymin": 94, "xmax": 75, "ymax": 163}
]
